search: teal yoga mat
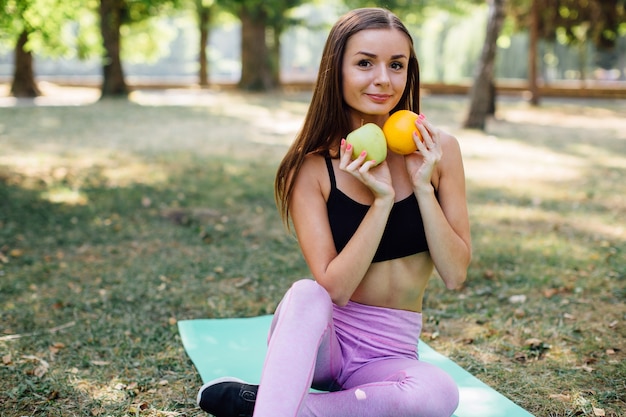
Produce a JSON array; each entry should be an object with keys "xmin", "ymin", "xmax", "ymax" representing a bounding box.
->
[{"xmin": 179, "ymin": 316, "xmax": 534, "ymax": 417}]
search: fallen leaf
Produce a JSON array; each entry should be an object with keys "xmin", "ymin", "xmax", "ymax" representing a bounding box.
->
[
  {"xmin": 22, "ymin": 355, "xmax": 49, "ymax": 377},
  {"xmin": 509, "ymin": 294, "xmax": 527, "ymax": 304},
  {"xmin": 9, "ymin": 248, "xmax": 23, "ymax": 257},
  {"xmin": 593, "ymin": 407, "xmax": 606, "ymax": 416},
  {"xmin": 563, "ymin": 313, "xmax": 576, "ymax": 320},
  {"xmin": 129, "ymin": 402, "xmax": 149, "ymax": 413},
  {"xmin": 91, "ymin": 360, "xmax": 110, "ymax": 366},
  {"xmin": 158, "ymin": 379, "xmax": 168, "ymax": 386},
  {"xmin": 576, "ymin": 365, "xmax": 594, "ymax": 372},
  {"xmin": 543, "ymin": 288, "xmax": 559, "ymax": 298},
  {"xmin": 2, "ymin": 354, "xmax": 11, "ymax": 365},
  {"xmin": 606, "ymin": 348, "xmax": 615, "ymax": 355},
  {"xmin": 34, "ymin": 363, "xmax": 49, "ymax": 377},
  {"xmin": 234, "ymin": 277, "xmax": 252, "ymax": 288},
  {"xmin": 608, "ymin": 320, "xmax": 618, "ymax": 329},
  {"xmin": 524, "ymin": 338, "xmax": 543, "ymax": 348},
  {"xmin": 49, "ymin": 342, "xmax": 66, "ymax": 354},
  {"xmin": 549, "ymin": 393, "xmax": 571, "ymax": 401}
]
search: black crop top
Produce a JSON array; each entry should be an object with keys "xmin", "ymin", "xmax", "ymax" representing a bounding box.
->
[{"xmin": 325, "ymin": 158, "xmax": 429, "ymax": 262}]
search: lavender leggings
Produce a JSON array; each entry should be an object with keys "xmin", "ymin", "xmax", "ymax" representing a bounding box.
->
[{"xmin": 252, "ymin": 279, "xmax": 459, "ymax": 417}]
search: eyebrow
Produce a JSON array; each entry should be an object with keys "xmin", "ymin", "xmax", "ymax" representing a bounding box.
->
[{"xmin": 355, "ymin": 51, "xmax": 408, "ymax": 60}]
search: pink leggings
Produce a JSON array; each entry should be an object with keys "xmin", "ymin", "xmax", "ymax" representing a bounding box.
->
[{"xmin": 252, "ymin": 279, "xmax": 459, "ymax": 417}]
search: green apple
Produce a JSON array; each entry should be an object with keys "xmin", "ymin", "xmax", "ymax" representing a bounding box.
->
[{"xmin": 345, "ymin": 123, "xmax": 387, "ymax": 166}]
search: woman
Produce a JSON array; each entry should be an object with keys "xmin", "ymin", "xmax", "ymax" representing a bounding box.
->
[{"xmin": 197, "ymin": 7, "xmax": 471, "ymax": 417}]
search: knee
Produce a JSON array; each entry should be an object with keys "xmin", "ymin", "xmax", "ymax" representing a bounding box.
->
[
  {"xmin": 270, "ymin": 279, "xmax": 332, "ymax": 332},
  {"xmin": 268, "ymin": 279, "xmax": 333, "ymax": 343},
  {"xmin": 288, "ymin": 279, "xmax": 332, "ymax": 311},
  {"xmin": 399, "ymin": 370, "xmax": 459, "ymax": 417}
]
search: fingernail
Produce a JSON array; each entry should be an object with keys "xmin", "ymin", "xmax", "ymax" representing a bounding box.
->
[
  {"xmin": 360, "ymin": 150, "xmax": 367, "ymax": 157},
  {"xmin": 419, "ymin": 113, "xmax": 425, "ymax": 120},
  {"xmin": 416, "ymin": 117, "xmax": 422, "ymax": 125},
  {"xmin": 341, "ymin": 138, "xmax": 346, "ymax": 146},
  {"xmin": 346, "ymin": 143, "xmax": 352, "ymax": 151}
]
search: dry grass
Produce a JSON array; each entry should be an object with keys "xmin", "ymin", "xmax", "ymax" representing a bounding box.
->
[{"xmin": 0, "ymin": 84, "xmax": 624, "ymax": 416}]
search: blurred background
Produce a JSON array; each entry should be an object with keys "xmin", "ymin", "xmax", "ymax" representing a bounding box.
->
[{"xmin": 1, "ymin": 0, "xmax": 625, "ymax": 99}]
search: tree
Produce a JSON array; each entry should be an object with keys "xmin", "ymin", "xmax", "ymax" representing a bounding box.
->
[
  {"xmin": 508, "ymin": 0, "xmax": 626, "ymax": 104},
  {"xmin": 195, "ymin": 0, "xmax": 216, "ymax": 87},
  {"xmin": 98, "ymin": 0, "xmax": 182, "ymax": 98},
  {"xmin": 0, "ymin": 0, "xmax": 81, "ymax": 97},
  {"xmin": 219, "ymin": 0, "xmax": 305, "ymax": 91},
  {"xmin": 463, "ymin": 0, "xmax": 506, "ymax": 130},
  {"xmin": 11, "ymin": 29, "xmax": 39, "ymax": 97},
  {"xmin": 99, "ymin": 0, "xmax": 126, "ymax": 96},
  {"xmin": 527, "ymin": 0, "xmax": 539, "ymax": 105}
]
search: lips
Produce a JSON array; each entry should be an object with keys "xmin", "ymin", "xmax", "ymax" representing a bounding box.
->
[{"xmin": 366, "ymin": 94, "xmax": 391, "ymax": 103}]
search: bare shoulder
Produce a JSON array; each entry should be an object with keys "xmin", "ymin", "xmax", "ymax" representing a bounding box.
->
[
  {"xmin": 439, "ymin": 130, "xmax": 462, "ymax": 154},
  {"xmin": 438, "ymin": 129, "xmax": 464, "ymax": 168},
  {"xmin": 293, "ymin": 153, "xmax": 330, "ymax": 197}
]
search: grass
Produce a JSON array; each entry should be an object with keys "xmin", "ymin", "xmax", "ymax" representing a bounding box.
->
[{"xmin": 0, "ymin": 85, "xmax": 625, "ymax": 417}]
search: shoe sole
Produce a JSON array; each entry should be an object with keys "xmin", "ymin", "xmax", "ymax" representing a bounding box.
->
[{"xmin": 196, "ymin": 376, "xmax": 247, "ymax": 406}]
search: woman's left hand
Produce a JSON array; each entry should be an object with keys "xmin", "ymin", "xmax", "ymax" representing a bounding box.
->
[{"xmin": 405, "ymin": 115, "xmax": 443, "ymax": 190}]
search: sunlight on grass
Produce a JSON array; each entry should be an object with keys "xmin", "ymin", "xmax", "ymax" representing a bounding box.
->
[
  {"xmin": 569, "ymin": 143, "xmax": 626, "ymax": 169},
  {"xmin": 41, "ymin": 187, "xmax": 89, "ymax": 205},
  {"xmin": 72, "ymin": 377, "xmax": 127, "ymax": 404},
  {"xmin": 461, "ymin": 131, "xmax": 586, "ymax": 184}
]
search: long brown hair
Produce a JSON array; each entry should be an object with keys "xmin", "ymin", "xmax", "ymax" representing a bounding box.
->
[{"xmin": 275, "ymin": 7, "xmax": 421, "ymax": 228}]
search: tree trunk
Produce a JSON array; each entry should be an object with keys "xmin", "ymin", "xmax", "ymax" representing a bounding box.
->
[
  {"xmin": 238, "ymin": 6, "xmax": 274, "ymax": 91},
  {"xmin": 198, "ymin": 6, "xmax": 211, "ymax": 87},
  {"xmin": 11, "ymin": 30, "xmax": 40, "ymax": 98},
  {"xmin": 99, "ymin": 0, "xmax": 128, "ymax": 97},
  {"xmin": 528, "ymin": 0, "xmax": 540, "ymax": 105},
  {"xmin": 463, "ymin": 0, "xmax": 506, "ymax": 130},
  {"xmin": 269, "ymin": 25, "xmax": 281, "ymax": 86}
]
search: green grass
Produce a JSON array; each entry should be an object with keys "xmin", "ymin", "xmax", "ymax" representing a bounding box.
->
[{"xmin": 1, "ymin": 88, "xmax": 625, "ymax": 416}]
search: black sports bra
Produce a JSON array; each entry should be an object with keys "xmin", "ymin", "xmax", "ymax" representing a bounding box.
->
[{"xmin": 325, "ymin": 158, "xmax": 429, "ymax": 262}]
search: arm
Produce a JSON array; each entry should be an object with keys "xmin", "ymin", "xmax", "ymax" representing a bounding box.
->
[
  {"xmin": 290, "ymin": 145, "xmax": 394, "ymax": 306},
  {"xmin": 407, "ymin": 118, "xmax": 472, "ymax": 289}
]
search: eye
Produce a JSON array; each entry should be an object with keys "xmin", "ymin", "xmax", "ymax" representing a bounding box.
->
[
  {"xmin": 357, "ymin": 59, "xmax": 372, "ymax": 68},
  {"xmin": 390, "ymin": 61, "xmax": 405, "ymax": 71}
]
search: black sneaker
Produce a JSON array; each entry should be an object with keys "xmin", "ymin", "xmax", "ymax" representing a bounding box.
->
[{"xmin": 196, "ymin": 377, "xmax": 258, "ymax": 417}]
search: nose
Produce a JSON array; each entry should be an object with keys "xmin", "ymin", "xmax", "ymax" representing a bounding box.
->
[{"xmin": 374, "ymin": 65, "xmax": 390, "ymax": 86}]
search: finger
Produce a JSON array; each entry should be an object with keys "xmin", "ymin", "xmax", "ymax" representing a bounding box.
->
[
  {"xmin": 414, "ymin": 117, "xmax": 432, "ymax": 143},
  {"xmin": 359, "ymin": 159, "xmax": 377, "ymax": 173},
  {"xmin": 339, "ymin": 139, "xmax": 354, "ymax": 169},
  {"xmin": 414, "ymin": 130, "xmax": 427, "ymax": 152}
]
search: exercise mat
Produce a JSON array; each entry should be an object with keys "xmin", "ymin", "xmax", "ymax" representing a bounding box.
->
[{"xmin": 178, "ymin": 316, "xmax": 534, "ymax": 417}]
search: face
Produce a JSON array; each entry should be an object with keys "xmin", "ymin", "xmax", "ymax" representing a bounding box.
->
[{"xmin": 342, "ymin": 28, "xmax": 411, "ymax": 128}]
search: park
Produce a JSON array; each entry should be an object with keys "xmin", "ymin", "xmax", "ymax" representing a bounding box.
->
[{"xmin": 1, "ymin": 0, "xmax": 625, "ymax": 416}]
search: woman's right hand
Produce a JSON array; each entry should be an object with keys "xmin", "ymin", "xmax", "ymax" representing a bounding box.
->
[{"xmin": 338, "ymin": 138, "xmax": 395, "ymax": 201}]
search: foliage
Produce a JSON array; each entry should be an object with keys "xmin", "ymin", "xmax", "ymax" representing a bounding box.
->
[
  {"xmin": 107, "ymin": 0, "xmax": 186, "ymax": 61},
  {"xmin": 0, "ymin": 0, "xmax": 95, "ymax": 58},
  {"xmin": 343, "ymin": 0, "xmax": 483, "ymax": 25},
  {"xmin": 508, "ymin": 0, "xmax": 626, "ymax": 49}
]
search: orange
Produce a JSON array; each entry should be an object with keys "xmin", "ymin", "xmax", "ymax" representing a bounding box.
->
[{"xmin": 382, "ymin": 110, "xmax": 422, "ymax": 155}]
